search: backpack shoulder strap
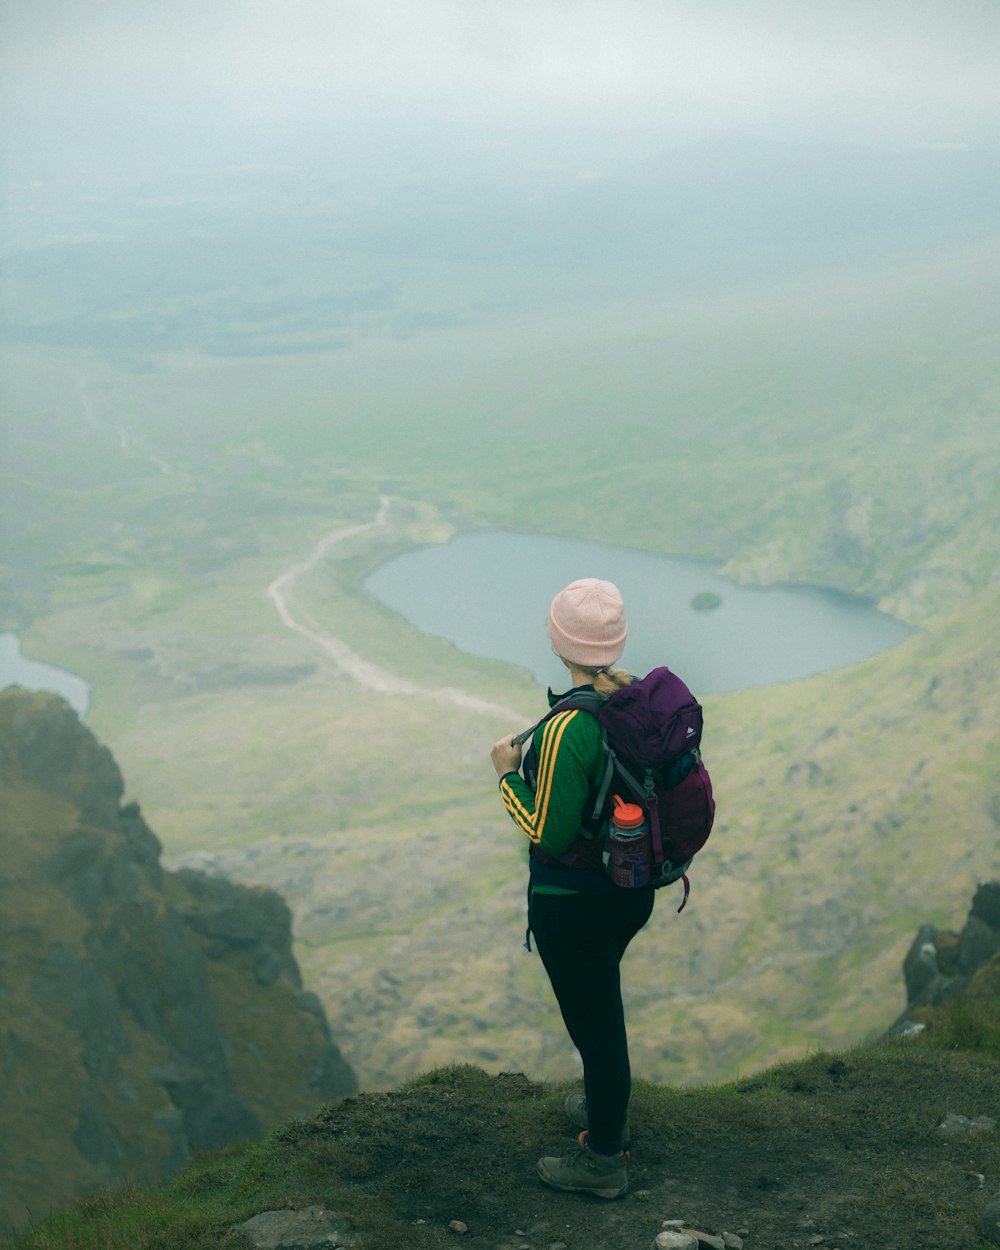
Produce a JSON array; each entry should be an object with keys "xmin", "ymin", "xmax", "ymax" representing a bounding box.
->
[
  {"xmin": 528, "ymin": 685, "xmax": 671, "ymax": 824},
  {"xmin": 510, "ymin": 689, "xmax": 605, "ymax": 748},
  {"xmin": 512, "ymin": 693, "xmax": 613, "ymax": 836}
]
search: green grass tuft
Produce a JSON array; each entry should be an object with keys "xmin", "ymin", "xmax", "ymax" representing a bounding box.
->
[{"xmin": 8, "ymin": 1027, "xmax": 999, "ymax": 1250}]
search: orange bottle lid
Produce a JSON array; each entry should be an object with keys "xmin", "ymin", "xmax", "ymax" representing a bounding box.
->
[{"xmin": 611, "ymin": 798, "xmax": 645, "ymax": 829}]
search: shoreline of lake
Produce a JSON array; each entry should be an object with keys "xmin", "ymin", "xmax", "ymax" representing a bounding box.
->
[
  {"xmin": 0, "ymin": 634, "xmax": 91, "ymax": 717},
  {"xmin": 364, "ymin": 529, "xmax": 913, "ymax": 694}
]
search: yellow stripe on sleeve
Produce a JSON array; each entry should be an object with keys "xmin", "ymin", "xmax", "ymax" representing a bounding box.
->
[
  {"xmin": 531, "ymin": 710, "xmax": 577, "ymax": 841},
  {"xmin": 500, "ymin": 780, "xmax": 537, "ymax": 838},
  {"xmin": 499, "ymin": 709, "xmax": 584, "ymax": 847}
]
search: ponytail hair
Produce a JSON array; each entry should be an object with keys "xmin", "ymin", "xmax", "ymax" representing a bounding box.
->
[{"xmin": 584, "ymin": 665, "xmax": 634, "ymax": 696}]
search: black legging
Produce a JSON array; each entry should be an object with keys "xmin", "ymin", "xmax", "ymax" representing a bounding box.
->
[{"xmin": 528, "ymin": 887, "xmax": 655, "ymax": 1155}]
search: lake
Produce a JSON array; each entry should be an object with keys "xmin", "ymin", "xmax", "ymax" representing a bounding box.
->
[
  {"xmin": 0, "ymin": 634, "xmax": 91, "ymax": 716},
  {"xmin": 364, "ymin": 531, "xmax": 912, "ymax": 693}
]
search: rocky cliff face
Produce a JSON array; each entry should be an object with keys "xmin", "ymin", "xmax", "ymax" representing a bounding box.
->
[
  {"xmin": 0, "ymin": 688, "xmax": 356, "ymax": 1236},
  {"xmin": 890, "ymin": 881, "xmax": 1000, "ymax": 1035}
]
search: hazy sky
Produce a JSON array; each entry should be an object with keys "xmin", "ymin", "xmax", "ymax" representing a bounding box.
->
[{"xmin": 3, "ymin": 0, "xmax": 1000, "ymax": 186}]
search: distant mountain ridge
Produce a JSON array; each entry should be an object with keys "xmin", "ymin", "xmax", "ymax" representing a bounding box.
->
[
  {"xmin": 6, "ymin": 136, "xmax": 998, "ymax": 360},
  {"xmin": 0, "ymin": 688, "xmax": 356, "ymax": 1237},
  {"xmin": 534, "ymin": 137, "xmax": 1000, "ymax": 254}
]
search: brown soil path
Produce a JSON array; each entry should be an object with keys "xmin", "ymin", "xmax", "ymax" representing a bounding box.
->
[{"xmin": 266, "ymin": 495, "xmax": 522, "ymax": 722}]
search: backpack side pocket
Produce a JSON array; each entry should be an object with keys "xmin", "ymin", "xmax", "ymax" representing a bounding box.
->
[{"xmin": 658, "ymin": 762, "xmax": 715, "ymax": 861}]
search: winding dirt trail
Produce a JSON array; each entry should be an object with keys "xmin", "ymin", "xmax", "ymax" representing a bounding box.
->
[{"xmin": 266, "ymin": 497, "xmax": 523, "ymax": 722}]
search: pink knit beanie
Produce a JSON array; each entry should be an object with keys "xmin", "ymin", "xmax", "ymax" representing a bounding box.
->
[{"xmin": 547, "ymin": 578, "xmax": 628, "ymax": 668}]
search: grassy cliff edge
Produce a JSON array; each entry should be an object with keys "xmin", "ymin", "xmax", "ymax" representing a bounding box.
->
[{"xmin": 7, "ymin": 997, "xmax": 999, "ymax": 1250}]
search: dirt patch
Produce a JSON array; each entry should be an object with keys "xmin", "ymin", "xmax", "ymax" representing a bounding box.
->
[{"xmin": 274, "ymin": 1055, "xmax": 999, "ymax": 1250}]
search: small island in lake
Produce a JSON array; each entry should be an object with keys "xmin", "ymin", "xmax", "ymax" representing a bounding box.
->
[{"xmin": 691, "ymin": 591, "xmax": 723, "ymax": 611}]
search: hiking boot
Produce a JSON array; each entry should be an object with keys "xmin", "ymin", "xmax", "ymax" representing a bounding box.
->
[
  {"xmin": 537, "ymin": 1131, "xmax": 629, "ymax": 1199},
  {"xmin": 563, "ymin": 1094, "xmax": 631, "ymax": 1149}
]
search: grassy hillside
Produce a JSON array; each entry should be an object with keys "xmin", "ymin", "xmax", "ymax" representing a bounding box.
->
[
  {"xmin": 90, "ymin": 547, "xmax": 999, "ymax": 1092},
  {"xmin": 9, "ymin": 483, "xmax": 996, "ymax": 1092},
  {"xmin": 7, "ymin": 998, "xmax": 1000, "ymax": 1250},
  {"xmin": 1, "ymin": 227, "xmax": 998, "ymax": 1094},
  {"xmin": 3, "ymin": 231, "xmax": 999, "ymax": 627}
]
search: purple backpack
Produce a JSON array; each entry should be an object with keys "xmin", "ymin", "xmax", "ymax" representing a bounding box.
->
[{"xmin": 516, "ymin": 667, "xmax": 715, "ymax": 909}]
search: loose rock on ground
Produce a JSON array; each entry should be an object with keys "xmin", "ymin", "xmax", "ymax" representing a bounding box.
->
[{"xmin": 233, "ymin": 1205, "xmax": 355, "ymax": 1249}]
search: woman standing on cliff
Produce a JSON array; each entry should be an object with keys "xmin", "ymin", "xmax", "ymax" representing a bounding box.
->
[{"xmin": 490, "ymin": 577, "xmax": 651, "ymax": 1200}]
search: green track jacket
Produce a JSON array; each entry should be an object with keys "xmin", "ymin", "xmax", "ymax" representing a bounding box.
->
[{"xmin": 498, "ymin": 685, "xmax": 606, "ymax": 858}]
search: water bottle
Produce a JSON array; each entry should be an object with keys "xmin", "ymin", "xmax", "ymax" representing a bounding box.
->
[{"xmin": 608, "ymin": 795, "xmax": 651, "ymax": 888}]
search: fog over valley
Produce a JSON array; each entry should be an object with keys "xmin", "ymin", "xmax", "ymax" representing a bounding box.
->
[{"xmin": 1, "ymin": 1, "xmax": 999, "ymax": 1239}]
